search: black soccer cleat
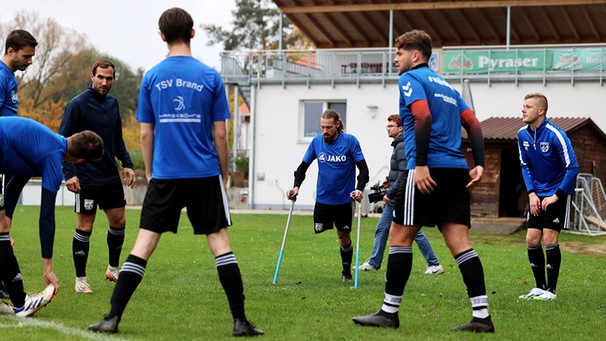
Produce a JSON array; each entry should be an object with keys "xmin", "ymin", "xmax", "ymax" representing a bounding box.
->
[
  {"xmin": 233, "ymin": 318, "xmax": 264, "ymax": 337},
  {"xmin": 341, "ymin": 270, "xmax": 353, "ymax": 282},
  {"xmin": 451, "ymin": 316, "xmax": 495, "ymax": 333},
  {"xmin": 352, "ymin": 310, "xmax": 400, "ymax": 328},
  {"xmin": 88, "ymin": 315, "xmax": 120, "ymax": 334}
]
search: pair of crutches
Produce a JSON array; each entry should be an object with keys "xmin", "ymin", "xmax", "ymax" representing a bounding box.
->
[{"xmin": 272, "ymin": 193, "xmax": 363, "ymax": 288}]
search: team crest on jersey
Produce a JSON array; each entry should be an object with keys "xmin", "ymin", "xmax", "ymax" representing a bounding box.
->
[
  {"xmin": 540, "ymin": 142, "xmax": 549, "ymax": 153},
  {"xmin": 84, "ymin": 199, "xmax": 95, "ymax": 210}
]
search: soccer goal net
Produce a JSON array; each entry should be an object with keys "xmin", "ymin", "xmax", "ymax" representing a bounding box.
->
[{"xmin": 569, "ymin": 173, "xmax": 606, "ymax": 236}]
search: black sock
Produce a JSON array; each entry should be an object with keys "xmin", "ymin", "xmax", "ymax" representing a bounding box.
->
[
  {"xmin": 107, "ymin": 226, "xmax": 125, "ymax": 267},
  {"xmin": 527, "ymin": 243, "xmax": 546, "ymax": 290},
  {"xmin": 108, "ymin": 254, "xmax": 147, "ymax": 319},
  {"xmin": 216, "ymin": 252, "xmax": 246, "ymax": 321},
  {"xmin": 0, "ymin": 233, "xmax": 25, "ymax": 306},
  {"xmin": 380, "ymin": 246, "xmax": 412, "ymax": 314},
  {"xmin": 73, "ymin": 229, "xmax": 91, "ymax": 277},
  {"xmin": 455, "ymin": 249, "xmax": 488, "ymax": 312},
  {"xmin": 340, "ymin": 242, "xmax": 353, "ymax": 274},
  {"xmin": 545, "ymin": 243, "xmax": 561, "ymax": 294},
  {"xmin": 385, "ymin": 246, "xmax": 412, "ymax": 297}
]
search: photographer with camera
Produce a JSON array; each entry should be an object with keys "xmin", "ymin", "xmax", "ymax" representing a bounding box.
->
[{"xmin": 358, "ymin": 114, "xmax": 443, "ymax": 274}]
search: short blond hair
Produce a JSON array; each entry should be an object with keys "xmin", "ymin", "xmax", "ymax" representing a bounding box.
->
[{"xmin": 524, "ymin": 93, "xmax": 548, "ymax": 114}]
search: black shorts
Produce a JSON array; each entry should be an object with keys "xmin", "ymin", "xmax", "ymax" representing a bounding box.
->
[
  {"xmin": 393, "ymin": 168, "xmax": 471, "ymax": 229},
  {"xmin": 139, "ymin": 176, "xmax": 231, "ymax": 235},
  {"xmin": 75, "ymin": 182, "xmax": 126, "ymax": 214},
  {"xmin": 313, "ymin": 202, "xmax": 354, "ymax": 234},
  {"xmin": 526, "ymin": 195, "xmax": 571, "ymax": 232}
]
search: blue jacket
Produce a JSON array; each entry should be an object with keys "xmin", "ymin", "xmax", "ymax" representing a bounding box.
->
[
  {"xmin": 59, "ymin": 86, "xmax": 133, "ymax": 186},
  {"xmin": 517, "ymin": 118, "xmax": 579, "ymax": 197}
]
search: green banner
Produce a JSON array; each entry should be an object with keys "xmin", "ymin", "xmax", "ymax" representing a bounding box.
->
[
  {"xmin": 445, "ymin": 48, "xmax": 606, "ymax": 73},
  {"xmin": 552, "ymin": 49, "xmax": 604, "ymax": 71},
  {"xmin": 444, "ymin": 50, "xmax": 549, "ymax": 73}
]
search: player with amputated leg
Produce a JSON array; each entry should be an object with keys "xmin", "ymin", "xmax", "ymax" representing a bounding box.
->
[{"xmin": 287, "ymin": 109, "xmax": 369, "ymax": 282}]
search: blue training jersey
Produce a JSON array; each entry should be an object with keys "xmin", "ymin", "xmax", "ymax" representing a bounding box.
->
[
  {"xmin": 0, "ymin": 61, "xmax": 18, "ymax": 116},
  {"xmin": 0, "ymin": 117, "xmax": 67, "ymax": 193},
  {"xmin": 136, "ymin": 56, "xmax": 231, "ymax": 179},
  {"xmin": 399, "ymin": 65, "xmax": 470, "ymax": 169},
  {"xmin": 518, "ymin": 118, "xmax": 579, "ymax": 196},
  {"xmin": 303, "ymin": 133, "xmax": 365, "ymax": 205}
]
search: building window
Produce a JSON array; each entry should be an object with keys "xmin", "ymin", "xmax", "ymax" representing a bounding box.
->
[{"xmin": 300, "ymin": 101, "xmax": 347, "ymax": 141}]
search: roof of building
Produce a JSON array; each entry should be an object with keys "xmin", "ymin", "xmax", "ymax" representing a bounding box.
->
[
  {"xmin": 468, "ymin": 116, "xmax": 606, "ymax": 141},
  {"xmin": 273, "ymin": 1, "xmax": 606, "ymax": 48}
]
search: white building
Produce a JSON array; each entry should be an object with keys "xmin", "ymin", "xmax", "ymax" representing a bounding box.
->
[{"xmin": 222, "ymin": 46, "xmax": 606, "ymax": 210}]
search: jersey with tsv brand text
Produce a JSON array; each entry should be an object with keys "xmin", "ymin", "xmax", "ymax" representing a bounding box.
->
[
  {"xmin": 518, "ymin": 118, "xmax": 579, "ymax": 196},
  {"xmin": 398, "ymin": 65, "xmax": 470, "ymax": 169},
  {"xmin": 137, "ymin": 56, "xmax": 230, "ymax": 179},
  {"xmin": 303, "ymin": 133, "xmax": 365, "ymax": 205}
]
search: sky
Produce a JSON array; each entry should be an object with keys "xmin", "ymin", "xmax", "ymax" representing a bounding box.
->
[{"xmin": 1, "ymin": 0, "xmax": 237, "ymax": 72}]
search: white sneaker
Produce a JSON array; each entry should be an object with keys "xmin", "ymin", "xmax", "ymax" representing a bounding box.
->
[
  {"xmin": 0, "ymin": 301, "xmax": 15, "ymax": 315},
  {"xmin": 105, "ymin": 265, "xmax": 119, "ymax": 282},
  {"xmin": 518, "ymin": 287, "xmax": 545, "ymax": 299},
  {"xmin": 13, "ymin": 284, "xmax": 55, "ymax": 317},
  {"xmin": 424, "ymin": 265, "xmax": 444, "ymax": 275},
  {"xmin": 532, "ymin": 291, "xmax": 556, "ymax": 301},
  {"xmin": 75, "ymin": 277, "xmax": 93, "ymax": 294},
  {"xmin": 358, "ymin": 261, "xmax": 378, "ymax": 271}
]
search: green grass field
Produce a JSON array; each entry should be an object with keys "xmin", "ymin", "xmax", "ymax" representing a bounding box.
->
[{"xmin": 1, "ymin": 206, "xmax": 605, "ymax": 340}]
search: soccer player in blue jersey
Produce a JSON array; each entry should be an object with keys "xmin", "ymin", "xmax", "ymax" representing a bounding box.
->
[
  {"xmin": 0, "ymin": 29, "xmax": 37, "ymax": 117},
  {"xmin": 358, "ymin": 114, "xmax": 443, "ymax": 274},
  {"xmin": 0, "ymin": 116, "xmax": 103, "ymax": 316},
  {"xmin": 287, "ymin": 109, "xmax": 369, "ymax": 282},
  {"xmin": 59, "ymin": 59, "xmax": 136, "ymax": 294},
  {"xmin": 88, "ymin": 8, "xmax": 263, "ymax": 336},
  {"xmin": 353, "ymin": 29, "xmax": 493, "ymax": 333},
  {"xmin": 0, "ymin": 29, "xmax": 38, "ymax": 299},
  {"xmin": 517, "ymin": 93, "xmax": 579, "ymax": 301}
]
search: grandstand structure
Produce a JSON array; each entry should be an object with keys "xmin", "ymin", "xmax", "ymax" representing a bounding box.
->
[{"xmin": 220, "ymin": 1, "xmax": 606, "ymax": 214}]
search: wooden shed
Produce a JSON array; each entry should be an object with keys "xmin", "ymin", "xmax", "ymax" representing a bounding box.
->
[{"xmin": 463, "ymin": 117, "xmax": 606, "ymax": 218}]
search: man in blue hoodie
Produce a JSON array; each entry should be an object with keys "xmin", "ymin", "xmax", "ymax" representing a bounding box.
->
[{"xmin": 358, "ymin": 114, "xmax": 442, "ymax": 274}]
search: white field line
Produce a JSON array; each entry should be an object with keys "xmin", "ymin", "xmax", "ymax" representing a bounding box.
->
[{"xmin": 0, "ymin": 316, "xmax": 130, "ymax": 340}]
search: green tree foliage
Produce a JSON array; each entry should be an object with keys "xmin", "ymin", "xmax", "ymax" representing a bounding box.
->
[
  {"xmin": 2, "ymin": 10, "xmax": 143, "ymax": 167},
  {"xmin": 1, "ymin": 11, "xmax": 89, "ymax": 108},
  {"xmin": 201, "ymin": 0, "xmax": 305, "ymax": 51}
]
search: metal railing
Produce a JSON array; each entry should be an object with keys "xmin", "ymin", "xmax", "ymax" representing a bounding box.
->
[
  {"xmin": 220, "ymin": 49, "xmax": 398, "ymax": 87},
  {"xmin": 220, "ymin": 45, "xmax": 606, "ymax": 86}
]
